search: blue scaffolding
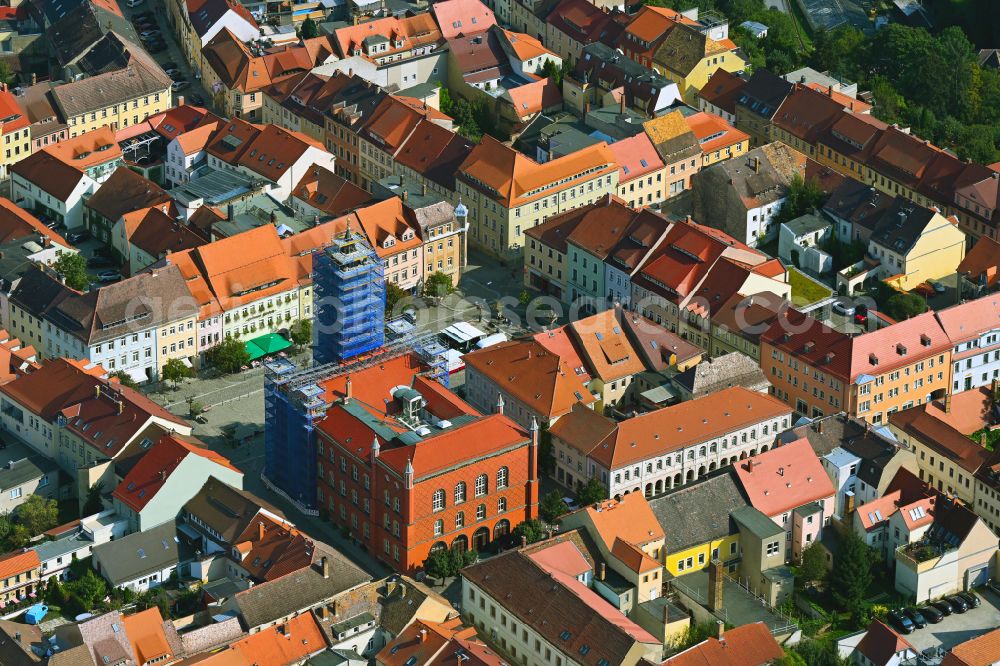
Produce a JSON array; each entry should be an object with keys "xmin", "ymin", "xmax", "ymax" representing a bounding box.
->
[
  {"xmin": 262, "ymin": 334, "xmax": 451, "ymax": 511},
  {"xmin": 312, "ymin": 230, "xmax": 385, "ymax": 366}
]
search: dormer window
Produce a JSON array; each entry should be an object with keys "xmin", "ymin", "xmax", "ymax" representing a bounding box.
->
[{"xmin": 383, "ymin": 238, "xmax": 395, "ymax": 248}]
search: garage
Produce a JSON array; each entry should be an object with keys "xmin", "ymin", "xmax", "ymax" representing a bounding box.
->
[{"xmin": 966, "ymin": 564, "xmax": 990, "ymax": 589}]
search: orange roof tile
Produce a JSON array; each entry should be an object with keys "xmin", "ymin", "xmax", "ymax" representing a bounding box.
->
[
  {"xmin": 856, "ymin": 620, "xmax": 916, "ymax": 666},
  {"xmin": 684, "ymin": 110, "xmax": 749, "ymax": 155},
  {"xmin": 608, "ymin": 133, "xmax": 663, "ymax": 183},
  {"xmin": 0, "ymin": 550, "xmax": 39, "ymax": 580},
  {"xmin": 734, "ymin": 437, "xmax": 835, "ymax": 518},
  {"xmin": 501, "ymin": 29, "xmax": 556, "ymax": 61},
  {"xmin": 505, "ymin": 78, "xmax": 562, "ymax": 120},
  {"xmin": 804, "ymin": 82, "xmax": 872, "ymax": 113},
  {"xmin": 943, "ymin": 627, "xmax": 1000, "ymax": 666},
  {"xmin": 122, "ymin": 608, "xmax": 173, "ymax": 666},
  {"xmin": 332, "ymin": 13, "xmax": 443, "ymax": 62},
  {"xmin": 0, "ymin": 88, "xmax": 29, "ymax": 135},
  {"xmin": 44, "ymin": 125, "xmax": 122, "ymax": 170},
  {"xmin": 232, "ymin": 612, "xmax": 325, "ymax": 665},
  {"xmin": 664, "ymin": 621, "xmax": 784, "ymax": 666},
  {"xmin": 462, "ymin": 339, "xmax": 595, "ymax": 418},
  {"xmin": 458, "ymin": 135, "xmax": 616, "ymax": 208},
  {"xmin": 572, "ymin": 493, "xmax": 663, "ymax": 549},
  {"xmin": 431, "ymin": 0, "xmax": 496, "ymax": 40},
  {"xmin": 0, "ymin": 198, "xmax": 69, "ymax": 245},
  {"xmin": 569, "ymin": 309, "xmax": 645, "ymax": 382}
]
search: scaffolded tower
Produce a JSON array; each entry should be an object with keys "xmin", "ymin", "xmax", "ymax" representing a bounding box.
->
[{"xmin": 312, "ymin": 230, "xmax": 385, "ymax": 366}]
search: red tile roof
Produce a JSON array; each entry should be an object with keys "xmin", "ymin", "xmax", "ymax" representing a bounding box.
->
[
  {"xmin": 0, "ymin": 88, "xmax": 29, "ymax": 135},
  {"xmin": 122, "ymin": 608, "xmax": 174, "ymax": 666},
  {"xmin": 0, "ymin": 197, "xmax": 69, "ymax": 245},
  {"xmin": 431, "ymin": 0, "xmax": 496, "ymax": 39},
  {"xmin": 332, "ymin": 13, "xmax": 443, "ymax": 61},
  {"xmin": 734, "ymin": 437, "xmax": 834, "ymax": 518},
  {"xmin": 0, "ymin": 550, "xmax": 39, "ymax": 580},
  {"xmin": 506, "ymin": 78, "xmax": 562, "ymax": 120},
  {"xmin": 231, "ymin": 612, "xmax": 325, "ymax": 665},
  {"xmin": 856, "ymin": 620, "xmax": 915, "ymax": 666},
  {"xmin": 112, "ymin": 433, "xmax": 240, "ymax": 512},
  {"xmin": 608, "ymin": 133, "xmax": 664, "ymax": 183},
  {"xmin": 231, "ymin": 513, "xmax": 315, "ymax": 581},
  {"xmin": 957, "ymin": 237, "xmax": 1000, "ymax": 288},
  {"xmin": 942, "ymin": 627, "xmax": 1000, "ymax": 666},
  {"xmin": 662, "ymin": 621, "xmax": 783, "ymax": 666},
  {"xmin": 462, "ymin": 339, "xmax": 595, "ymax": 419},
  {"xmin": 697, "ymin": 68, "xmax": 746, "ymax": 115}
]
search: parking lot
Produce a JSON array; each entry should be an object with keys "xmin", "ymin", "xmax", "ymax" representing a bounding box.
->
[{"xmin": 903, "ymin": 588, "xmax": 1000, "ymax": 655}]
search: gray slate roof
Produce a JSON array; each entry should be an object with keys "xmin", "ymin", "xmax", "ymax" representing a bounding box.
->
[
  {"xmin": 648, "ymin": 471, "xmax": 749, "ymax": 553},
  {"xmin": 234, "ymin": 552, "xmax": 370, "ymax": 629},
  {"xmin": 50, "ymin": 41, "xmax": 170, "ymax": 117},
  {"xmin": 672, "ymin": 351, "xmax": 769, "ymax": 398},
  {"xmin": 92, "ymin": 522, "xmax": 186, "ymax": 586}
]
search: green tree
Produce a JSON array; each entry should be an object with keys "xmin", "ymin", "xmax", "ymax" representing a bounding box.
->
[
  {"xmin": 829, "ymin": 531, "xmax": 874, "ymax": 622},
  {"xmin": 540, "ymin": 58, "xmax": 562, "ymax": 86},
  {"xmin": 538, "ymin": 425, "xmax": 555, "ymax": 475},
  {"xmin": 45, "ymin": 577, "xmax": 66, "ymax": 606},
  {"xmin": 512, "ymin": 519, "xmax": 546, "ymax": 544},
  {"xmin": 161, "ymin": 358, "xmax": 190, "ymax": 387},
  {"xmin": 668, "ymin": 622, "xmax": 718, "ymax": 652},
  {"xmin": 797, "ymin": 542, "xmax": 827, "ymax": 584},
  {"xmin": 423, "ymin": 548, "xmax": 453, "ymax": 580},
  {"xmin": 424, "ymin": 271, "xmax": 455, "ymax": 298},
  {"xmin": 66, "ymin": 570, "xmax": 107, "ymax": 612},
  {"xmin": 299, "ymin": 17, "xmax": 319, "ymax": 39},
  {"xmin": 539, "ymin": 491, "xmax": 569, "ymax": 523},
  {"xmin": 82, "ymin": 482, "xmax": 105, "ymax": 516},
  {"xmin": 289, "ymin": 318, "xmax": 312, "ymax": 347},
  {"xmin": 386, "ymin": 282, "xmax": 408, "ymax": 316},
  {"xmin": 884, "ymin": 291, "xmax": 927, "ymax": 321},
  {"xmin": 449, "ymin": 547, "xmax": 477, "ymax": 574},
  {"xmin": 773, "ymin": 174, "xmax": 827, "ymax": 228},
  {"xmin": 53, "ymin": 253, "xmax": 90, "ymax": 291},
  {"xmin": 0, "ymin": 61, "xmax": 14, "ymax": 87},
  {"xmin": 575, "ymin": 478, "xmax": 606, "ymax": 506},
  {"xmin": 108, "ymin": 371, "xmax": 139, "ymax": 390},
  {"xmin": 784, "ymin": 639, "xmax": 845, "ymax": 666},
  {"xmin": 206, "ymin": 336, "xmax": 251, "ymax": 373},
  {"xmin": 15, "ymin": 494, "xmax": 58, "ymax": 536}
]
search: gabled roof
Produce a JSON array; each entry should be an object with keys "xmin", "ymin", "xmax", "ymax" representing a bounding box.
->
[
  {"xmin": 643, "ymin": 110, "xmax": 701, "ymax": 163},
  {"xmin": 462, "ymin": 339, "xmax": 595, "ymax": 418},
  {"xmin": 697, "ymin": 68, "xmax": 746, "ymax": 115},
  {"xmin": 0, "ymin": 357, "xmax": 186, "ymax": 456},
  {"xmin": 609, "ymin": 132, "xmax": 664, "ymax": 183},
  {"xmin": 91, "ymin": 522, "xmax": 184, "ymax": 586},
  {"xmin": 568, "ymin": 309, "xmax": 645, "ymax": 382},
  {"xmin": 291, "ymin": 165, "xmax": 374, "ymax": 218},
  {"xmin": 663, "ymin": 621, "xmax": 783, "ymax": 666},
  {"xmin": 734, "ymin": 437, "xmax": 835, "ymax": 517},
  {"xmin": 0, "ymin": 198, "xmax": 69, "ymax": 245},
  {"xmin": 653, "ymin": 22, "xmax": 733, "ymax": 76},
  {"xmin": 231, "ymin": 613, "xmax": 326, "ymax": 665},
  {"xmin": 463, "ymin": 550, "xmax": 659, "ymax": 664},
  {"xmin": 111, "ymin": 433, "xmax": 240, "ymax": 512},
  {"xmin": 684, "ymin": 110, "xmax": 749, "ymax": 155},
  {"xmin": 431, "ymin": 0, "xmax": 496, "ymax": 39},
  {"xmin": 85, "ymin": 167, "xmax": 171, "ymax": 222},
  {"xmin": 856, "ymin": 620, "xmax": 915, "ymax": 666},
  {"xmin": 648, "ymin": 471, "xmax": 748, "ymax": 553},
  {"xmin": 10, "ymin": 151, "xmax": 87, "ymax": 201},
  {"xmin": 505, "ymin": 78, "xmax": 562, "ymax": 120},
  {"xmin": 458, "ymin": 135, "xmax": 616, "ymax": 208},
  {"xmin": 183, "ymin": 476, "xmax": 272, "ymax": 545},
  {"xmin": 956, "ymin": 237, "xmax": 1000, "ymax": 288},
  {"xmin": 121, "ymin": 608, "xmax": 181, "ymax": 666},
  {"xmin": 773, "ymin": 83, "xmax": 861, "ymax": 145},
  {"xmin": 331, "ymin": 13, "xmax": 443, "ymax": 61},
  {"xmin": 942, "ymin": 627, "xmax": 1000, "ymax": 666},
  {"xmin": 0, "ymin": 550, "xmax": 40, "ymax": 579}
]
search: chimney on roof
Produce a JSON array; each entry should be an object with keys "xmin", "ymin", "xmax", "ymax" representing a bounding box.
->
[
  {"xmin": 321, "ymin": 556, "xmax": 329, "ymax": 578},
  {"xmin": 620, "ymin": 94, "xmax": 626, "ymax": 114},
  {"xmin": 817, "ymin": 420, "xmax": 823, "ymax": 434},
  {"xmin": 845, "ymin": 492, "xmax": 856, "ymax": 515},
  {"xmin": 177, "ymin": 95, "xmax": 185, "ymax": 106},
  {"xmin": 778, "ymin": 467, "xmax": 784, "ymax": 476},
  {"xmin": 707, "ymin": 560, "xmax": 724, "ymax": 611},
  {"xmin": 716, "ymin": 620, "xmax": 725, "ymax": 639},
  {"xmin": 945, "ymin": 393, "xmax": 952, "ymax": 413},
  {"xmin": 521, "ymin": 535, "xmax": 527, "ymax": 548},
  {"xmin": 95, "ymin": 385, "xmax": 101, "ymax": 399},
  {"xmin": 421, "ymin": 182, "xmax": 427, "ymax": 197},
  {"xmin": 117, "ymin": 400, "xmax": 124, "ymax": 415},
  {"xmin": 799, "ymin": 75, "xmax": 806, "ymax": 83},
  {"xmin": 751, "ymin": 157, "xmax": 760, "ymax": 173},
  {"xmin": 746, "ymin": 459, "xmax": 755, "ymax": 472},
  {"xmin": 345, "ymin": 376, "xmax": 352, "ymax": 403},
  {"xmin": 159, "ymin": 470, "xmax": 166, "ymax": 481},
  {"xmin": 496, "ymin": 393, "xmax": 504, "ymax": 416},
  {"xmin": 599, "ymin": 562, "xmax": 606, "ymax": 580},
  {"xmin": 31, "ymin": 72, "xmax": 36, "ymax": 86},
  {"xmin": 258, "ymin": 521, "xmax": 265, "ymax": 541},
  {"xmin": 419, "ymin": 628, "xmax": 428, "ymax": 643},
  {"xmin": 827, "ymin": 85, "xmax": 833, "ymax": 97},
  {"xmin": 402, "ymin": 190, "xmax": 408, "ymax": 202}
]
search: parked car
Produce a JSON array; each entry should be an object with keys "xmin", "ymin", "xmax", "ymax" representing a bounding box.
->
[
  {"xmin": 929, "ymin": 279, "xmax": 947, "ymax": 293},
  {"xmin": 562, "ymin": 497, "xmax": 580, "ymax": 512},
  {"xmin": 160, "ymin": 60, "xmax": 178, "ymax": 70},
  {"xmin": 146, "ymin": 41, "xmax": 167, "ymax": 53},
  {"xmin": 139, "ymin": 29, "xmax": 160, "ymax": 38},
  {"xmin": 171, "ymin": 80, "xmax": 190, "ymax": 92},
  {"xmin": 931, "ymin": 599, "xmax": 953, "ymax": 616},
  {"xmin": 902, "ymin": 608, "xmax": 926, "ymax": 629},
  {"xmin": 887, "ymin": 609, "xmax": 914, "ymax": 634},
  {"xmin": 832, "ymin": 298, "xmax": 856, "ymax": 316},
  {"xmin": 97, "ymin": 270, "xmax": 122, "ymax": 282},
  {"xmin": 957, "ymin": 591, "xmax": 981, "ymax": 608},
  {"xmin": 946, "ymin": 595, "xmax": 969, "ymax": 613},
  {"xmin": 919, "ymin": 605, "xmax": 943, "ymax": 623},
  {"xmin": 167, "ymin": 71, "xmax": 185, "ymax": 81},
  {"xmin": 66, "ymin": 231, "xmax": 89, "ymax": 244}
]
